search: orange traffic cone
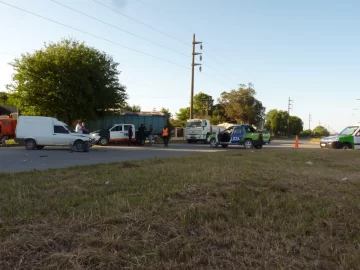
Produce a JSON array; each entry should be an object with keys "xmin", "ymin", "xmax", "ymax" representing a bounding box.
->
[{"xmin": 295, "ymin": 135, "xmax": 299, "ymax": 149}]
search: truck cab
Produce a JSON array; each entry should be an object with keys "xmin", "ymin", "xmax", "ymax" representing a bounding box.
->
[
  {"xmin": 209, "ymin": 124, "xmax": 265, "ymax": 149},
  {"xmin": 185, "ymin": 119, "xmax": 211, "ymax": 143},
  {"xmin": 0, "ymin": 114, "xmax": 17, "ymax": 140},
  {"xmin": 90, "ymin": 124, "xmax": 136, "ymax": 146}
]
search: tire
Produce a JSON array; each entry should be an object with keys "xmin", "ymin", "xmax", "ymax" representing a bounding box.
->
[
  {"xmin": 221, "ymin": 144, "xmax": 228, "ymax": 148},
  {"xmin": 25, "ymin": 139, "xmax": 36, "ymax": 150},
  {"xmin": 244, "ymin": 139, "xmax": 253, "ymax": 149},
  {"xmin": 99, "ymin": 136, "xmax": 109, "ymax": 146},
  {"xmin": 36, "ymin": 145, "xmax": 44, "ymax": 150},
  {"xmin": 255, "ymin": 145, "xmax": 262, "ymax": 149},
  {"xmin": 187, "ymin": 140, "xmax": 192, "ymax": 144},
  {"xmin": 342, "ymin": 143, "xmax": 352, "ymax": 150},
  {"xmin": 210, "ymin": 138, "xmax": 218, "ymax": 148},
  {"xmin": 74, "ymin": 140, "xmax": 85, "ymax": 152}
]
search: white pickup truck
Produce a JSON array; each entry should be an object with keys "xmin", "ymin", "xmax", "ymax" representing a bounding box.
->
[{"xmin": 90, "ymin": 124, "xmax": 136, "ymax": 146}]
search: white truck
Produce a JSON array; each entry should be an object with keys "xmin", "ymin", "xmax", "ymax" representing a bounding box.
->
[
  {"xmin": 89, "ymin": 124, "xmax": 136, "ymax": 146},
  {"xmin": 184, "ymin": 119, "xmax": 227, "ymax": 143},
  {"xmin": 15, "ymin": 116, "xmax": 93, "ymax": 151}
]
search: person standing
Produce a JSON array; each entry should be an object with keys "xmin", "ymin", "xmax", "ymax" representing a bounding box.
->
[
  {"xmin": 148, "ymin": 124, "xmax": 154, "ymax": 146},
  {"xmin": 81, "ymin": 122, "xmax": 89, "ymax": 134},
  {"xmin": 162, "ymin": 125, "xmax": 169, "ymax": 147},
  {"xmin": 138, "ymin": 124, "xmax": 145, "ymax": 145},
  {"xmin": 128, "ymin": 126, "xmax": 133, "ymax": 146},
  {"xmin": 75, "ymin": 120, "xmax": 83, "ymax": 133}
]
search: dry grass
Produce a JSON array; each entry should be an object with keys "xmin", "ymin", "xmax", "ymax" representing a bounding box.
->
[{"xmin": 1, "ymin": 149, "xmax": 360, "ymax": 269}]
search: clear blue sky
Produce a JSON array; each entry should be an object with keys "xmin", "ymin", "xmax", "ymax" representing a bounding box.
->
[{"xmin": 1, "ymin": 0, "xmax": 360, "ymax": 132}]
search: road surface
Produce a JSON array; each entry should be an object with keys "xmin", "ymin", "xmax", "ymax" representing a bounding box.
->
[{"xmin": 0, "ymin": 139, "xmax": 318, "ymax": 173}]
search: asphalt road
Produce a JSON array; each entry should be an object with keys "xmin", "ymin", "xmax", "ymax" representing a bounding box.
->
[{"xmin": 0, "ymin": 139, "xmax": 318, "ymax": 173}]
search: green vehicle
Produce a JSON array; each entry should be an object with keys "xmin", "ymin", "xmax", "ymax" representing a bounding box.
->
[
  {"xmin": 320, "ymin": 125, "xmax": 360, "ymax": 149},
  {"xmin": 209, "ymin": 124, "xmax": 265, "ymax": 149}
]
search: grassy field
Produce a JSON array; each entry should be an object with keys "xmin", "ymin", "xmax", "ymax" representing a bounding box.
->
[{"xmin": 1, "ymin": 149, "xmax": 360, "ymax": 269}]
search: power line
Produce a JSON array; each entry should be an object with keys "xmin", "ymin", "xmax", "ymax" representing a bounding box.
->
[
  {"xmin": 92, "ymin": 0, "xmax": 190, "ymax": 47},
  {"xmin": 0, "ymin": 0, "xmax": 190, "ymax": 69},
  {"xmin": 49, "ymin": 0, "xmax": 188, "ymax": 58}
]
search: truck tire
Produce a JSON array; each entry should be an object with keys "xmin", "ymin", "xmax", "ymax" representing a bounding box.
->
[
  {"xmin": 244, "ymin": 139, "xmax": 253, "ymax": 149},
  {"xmin": 25, "ymin": 139, "xmax": 36, "ymax": 150},
  {"xmin": 99, "ymin": 136, "xmax": 109, "ymax": 146}
]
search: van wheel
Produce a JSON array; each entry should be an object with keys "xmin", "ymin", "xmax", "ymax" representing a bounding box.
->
[
  {"xmin": 25, "ymin": 139, "xmax": 36, "ymax": 150},
  {"xmin": 74, "ymin": 140, "xmax": 85, "ymax": 152},
  {"xmin": 99, "ymin": 136, "xmax": 109, "ymax": 146},
  {"xmin": 36, "ymin": 145, "xmax": 44, "ymax": 150},
  {"xmin": 342, "ymin": 143, "xmax": 352, "ymax": 150}
]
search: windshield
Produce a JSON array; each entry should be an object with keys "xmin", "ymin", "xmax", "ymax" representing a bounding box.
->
[
  {"xmin": 65, "ymin": 125, "xmax": 76, "ymax": 133},
  {"xmin": 338, "ymin": 126, "xmax": 359, "ymax": 136},
  {"xmin": 186, "ymin": 121, "xmax": 202, "ymax": 128}
]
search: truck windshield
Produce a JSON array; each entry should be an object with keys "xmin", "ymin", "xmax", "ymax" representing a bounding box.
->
[
  {"xmin": 186, "ymin": 121, "xmax": 202, "ymax": 128},
  {"xmin": 338, "ymin": 126, "xmax": 359, "ymax": 136}
]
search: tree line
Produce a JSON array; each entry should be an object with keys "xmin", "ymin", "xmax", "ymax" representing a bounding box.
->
[{"xmin": 0, "ymin": 38, "xmax": 331, "ymax": 136}]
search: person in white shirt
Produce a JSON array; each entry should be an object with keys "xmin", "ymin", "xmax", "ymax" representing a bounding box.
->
[{"xmin": 75, "ymin": 121, "xmax": 83, "ymax": 133}]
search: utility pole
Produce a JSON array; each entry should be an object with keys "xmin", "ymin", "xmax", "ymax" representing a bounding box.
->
[
  {"xmin": 190, "ymin": 34, "xmax": 202, "ymax": 119},
  {"xmin": 287, "ymin": 97, "xmax": 293, "ymax": 135}
]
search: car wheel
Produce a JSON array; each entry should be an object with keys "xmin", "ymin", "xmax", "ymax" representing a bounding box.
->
[
  {"xmin": 210, "ymin": 139, "xmax": 218, "ymax": 148},
  {"xmin": 74, "ymin": 140, "xmax": 85, "ymax": 151},
  {"xmin": 25, "ymin": 139, "xmax": 36, "ymax": 150},
  {"xmin": 99, "ymin": 136, "xmax": 109, "ymax": 146},
  {"xmin": 36, "ymin": 145, "xmax": 44, "ymax": 150},
  {"xmin": 221, "ymin": 144, "xmax": 228, "ymax": 148},
  {"xmin": 342, "ymin": 143, "xmax": 352, "ymax": 150},
  {"xmin": 244, "ymin": 139, "xmax": 253, "ymax": 149}
]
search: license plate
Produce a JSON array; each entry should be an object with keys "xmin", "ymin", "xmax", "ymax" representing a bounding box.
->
[{"xmin": 321, "ymin": 143, "xmax": 326, "ymax": 146}]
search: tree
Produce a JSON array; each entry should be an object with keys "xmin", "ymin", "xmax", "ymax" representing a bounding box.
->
[
  {"xmin": 193, "ymin": 92, "xmax": 213, "ymax": 117},
  {"xmin": 7, "ymin": 38, "xmax": 127, "ymax": 125},
  {"xmin": 0, "ymin": 92, "xmax": 9, "ymax": 105},
  {"xmin": 218, "ymin": 85, "xmax": 265, "ymax": 125},
  {"xmin": 123, "ymin": 104, "xmax": 141, "ymax": 112},
  {"xmin": 176, "ymin": 107, "xmax": 190, "ymax": 126},
  {"xmin": 289, "ymin": 116, "xmax": 303, "ymax": 135},
  {"xmin": 160, "ymin": 107, "xmax": 172, "ymax": 127},
  {"xmin": 313, "ymin": 126, "xmax": 330, "ymax": 137}
]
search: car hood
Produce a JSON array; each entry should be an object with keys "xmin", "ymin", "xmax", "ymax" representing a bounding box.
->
[{"xmin": 321, "ymin": 135, "xmax": 339, "ymax": 141}]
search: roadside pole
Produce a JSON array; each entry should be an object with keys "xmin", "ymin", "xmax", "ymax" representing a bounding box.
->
[{"xmin": 190, "ymin": 34, "xmax": 202, "ymax": 119}]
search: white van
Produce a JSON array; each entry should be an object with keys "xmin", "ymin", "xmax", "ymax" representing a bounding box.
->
[{"xmin": 15, "ymin": 116, "xmax": 93, "ymax": 151}]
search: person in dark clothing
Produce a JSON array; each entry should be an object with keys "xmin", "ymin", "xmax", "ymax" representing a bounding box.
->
[
  {"xmin": 138, "ymin": 124, "xmax": 146, "ymax": 145},
  {"xmin": 128, "ymin": 126, "xmax": 133, "ymax": 146}
]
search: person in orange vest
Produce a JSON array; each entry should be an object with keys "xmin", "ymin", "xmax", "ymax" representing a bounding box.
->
[{"xmin": 162, "ymin": 125, "xmax": 169, "ymax": 147}]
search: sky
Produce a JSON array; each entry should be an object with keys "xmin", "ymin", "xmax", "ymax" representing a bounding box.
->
[{"xmin": 1, "ymin": 0, "xmax": 360, "ymax": 132}]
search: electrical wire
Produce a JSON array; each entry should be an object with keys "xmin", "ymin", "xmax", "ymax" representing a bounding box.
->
[
  {"xmin": 0, "ymin": 0, "xmax": 190, "ymax": 69},
  {"xmin": 49, "ymin": 0, "xmax": 188, "ymax": 58},
  {"xmin": 92, "ymin": 0, "xmax": 190, "ymax": 47}
]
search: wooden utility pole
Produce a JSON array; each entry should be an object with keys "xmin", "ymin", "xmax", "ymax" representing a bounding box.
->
[{"xmin": 190, "ymin": 34, "xmax": 202, "ymax": 119}]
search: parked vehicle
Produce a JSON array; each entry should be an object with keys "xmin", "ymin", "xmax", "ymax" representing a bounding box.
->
[
  {"xmin": 184, "ymin": 119, "xmax": 212, "ymax": 143},
  {"xmin": 209, "ymin": 124, "xmax": 265, "ymax": 149},
  {"xmin": 87, "ymin": 113, "xmax": 166, "ymax": 135},
  {"xmin": 320, "ymin": 125, "xmax": 360, "ymax": 149},
  {"xmin": 90, "ymin": 124, "xmax": 136, "ymax": 146},
  {"xmin": 15, "ymin": 116, "xmax": 93, "ymax": 151},
  {"xmin": 0, "ymin": 114, "xmax": 17, "ymax": 140}
]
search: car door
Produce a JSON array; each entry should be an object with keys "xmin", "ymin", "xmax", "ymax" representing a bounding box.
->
[
  {"xmin": 354, "ymin": 128, "xmax": 360, "ymax": 150},
  {"xmin": 231, "ymin": 127, "xmax": 243, "ymax": 144},
  {"xmin": 123, "ymin": 125, "xmax": 134, "ymax": 140},
  {"xmin": 109, "ymin": 125, "xmax": 123, "ymax": 142},
  {"xmin": 53, "ymin": 125, "xmax": 71, "ymax": 145}
]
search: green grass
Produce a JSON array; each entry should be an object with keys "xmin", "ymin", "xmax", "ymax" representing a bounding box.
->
[{"xmin": 1, "ymin": 149, "xmax": 360, "ymax": 269}]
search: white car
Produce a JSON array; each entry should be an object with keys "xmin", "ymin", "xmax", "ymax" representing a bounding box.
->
[{"xmin": 15, "ymin": 116, "xmax": 93, "ymax": 151}]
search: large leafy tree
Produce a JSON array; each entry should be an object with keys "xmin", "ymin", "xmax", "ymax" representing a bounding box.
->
[
  {"xmin": 289, "ymin": 116, "xmax": 304, "ymax": 135},
  {"xmin": 193, "ymin": 92, "xmax": 214, "ymax": 117},
  {"xmin": 313, "ymin": 126, "xmax": 330, "ymax": 137},
  {"xmin": 7, "ymin": 38, "xmax": 127, "ymax": 125},
  {"xmin": 265, "ymin": 109, "xmax": 303, "ymax": 135},
  {"xmin": 218, "ymin": 85, "xmax": 265, "ymax": 125}
]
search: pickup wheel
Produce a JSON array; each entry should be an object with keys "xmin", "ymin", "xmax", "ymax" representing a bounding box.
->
[
  {"xmin": 25, "ymin": 139, "xmax": 36, "ymax": 150},
  {"xmin": 210, "ymin": 138, "xmax": 218, "ymax": 148},
  {"xmin": 99, "ymin": 136, "xmax": 109, "ymax": 146},
  {"xmin": 244, "ymin": 139, "xmax": 254, "ymax": 149}
]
